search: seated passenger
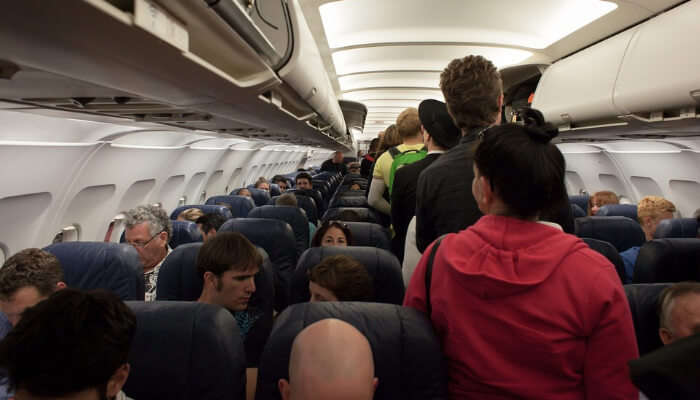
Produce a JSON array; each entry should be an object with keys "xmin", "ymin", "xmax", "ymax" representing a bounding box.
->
[
  {"xmin": 239, "ymin": 188, "xmax": 253, "ymax": 198},
  {"xmin": 404, "ymin": 117, "xmax": 638, "ymax": 398},
  {"xmin": 278, "ymin": 319, "xmax": 378, "ymax": 400},
  {"xmin": 620, "ymin": 196, "xmax": 676, "ymax": 282},
  {"xmin": 337, "ymin": 210, "xmax": 362, "ymax": 222},
  {"xmin": 321, "ymin": 151, "xmax": 348, "ymax": 175},
  {"xmin": 0, "ymin": 289, "xmax": 136, "ymax": 400},
  {"xmin": 348, "ymin": 162, "xmax": 361, "ymax": 175},
  {"xmin": 255, "ymin": 177, "xmax": 270, "ymax": 192},
  {"xmin": 272, "ymin": 176, "xmax": 288, "ymax": 192},
  {"xmin": 124, "ymin": 205, "xmax": 172, "ymax": 301},
  {"xmin": 311, "ymin": 221, "xmax": 353, "ymax": 247},
  {"xmin": 294, "ymin": 173, "xmax": 314, "ymax": 191},
  {"xmin": 308, "ymin": 255, "xmax": 373, "ymax": 302},
  {"xmin": 277, "ymin": 194, "xmax": 316, "ymax": 242},
  {"xmin": 350, "ymin": 183, "xmax": 362, "ymax": 191},
  {"xmin": 197, "ymin": 232, "xmax": 271, "ymax": 370},
  {"xmin": 658, "ymin": 282, "xmax": 700, "ymax": 345},
  {"xmin": 588, "ymin": 190, "xmax": 619, "ymax": 216},
  {"xmin": 195, "ymin": 213, "xmax": 228, "ymax": 242},
  {"xmin": 176, "ymin": 207, "xmax": 204, "ymax": 222}
]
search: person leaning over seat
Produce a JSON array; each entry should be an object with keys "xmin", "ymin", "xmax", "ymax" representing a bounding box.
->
[{"xmin": 404, "ymin": 111, "xmax": 639, "ymax": 399}]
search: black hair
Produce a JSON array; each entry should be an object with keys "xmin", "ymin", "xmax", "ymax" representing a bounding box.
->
[
  {"xmin": 0, "ymin": 289, "xmax": 136, "ymax": 397},
  {"xmin": 473, "ymin": 108, "xmax": 566, "ymax": 219},
  {"xmin": 196, "ymin": 232, "xmax": 262, "ymax": 279},
  {"xmin": 196, "ymin": 213, "xmax": 228, "ymax": 234},
  {"xmin": 311, "ymin": 221, "xmax": 354, "ymax": 247},
  {"xmin": 295, "ymin": 172, "xmax": 313, "ymax": 184}
]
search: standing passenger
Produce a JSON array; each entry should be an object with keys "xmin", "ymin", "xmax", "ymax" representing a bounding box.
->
[
  {"xmin": 404, "ymin": 118, "xmax": 638, "ymax": 399},
  {"xmin": 321, "ymin": 151, "xmax": 348, "ymax": 175}
]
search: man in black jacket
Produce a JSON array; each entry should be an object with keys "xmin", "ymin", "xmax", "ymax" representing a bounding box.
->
[
  {"xmin": 321, "ymin": 151, "xmax": 348, "ymax": 175},
  {"xmin": 391, "ymin": 99, "xmax": 460, "ymax": 262}
]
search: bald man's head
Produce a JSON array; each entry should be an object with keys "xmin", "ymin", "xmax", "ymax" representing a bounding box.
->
[{"xmin": 278, "ymin": 319, "xmax": 378, "ymax": 400}]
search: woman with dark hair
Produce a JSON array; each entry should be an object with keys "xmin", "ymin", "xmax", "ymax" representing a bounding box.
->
[
  {"xmin": 307, "ymin": 255, "xmax": 373, "ymax": 302},
  {"xmin": 404, "ymin": 110, "xmax": 638, "ymax": 399},
  {"xmin": 310, "ymin": 221, "xmax": 353, "ymax": 247}
]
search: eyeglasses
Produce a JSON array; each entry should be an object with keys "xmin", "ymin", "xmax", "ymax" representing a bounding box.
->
[{"xmin": 126, "ymin": 231, "xmax": 164, "ymax": 249}]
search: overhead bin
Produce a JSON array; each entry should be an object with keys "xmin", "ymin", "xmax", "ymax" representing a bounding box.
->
[{"xmin": 339, "ymin": 100, "xmax": 368, "ymax": 136}]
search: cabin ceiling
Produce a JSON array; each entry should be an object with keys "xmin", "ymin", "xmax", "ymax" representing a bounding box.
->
[{"xmin": 299, "ymin": 0, "xmax": 686, "ymax": 140}]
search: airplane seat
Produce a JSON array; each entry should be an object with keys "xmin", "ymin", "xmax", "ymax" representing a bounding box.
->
[
  {"xmin": 232, "ymin": 187, "xmax": 271, "ymax": 207},
  {"xmin": 289, "ymin": 246, "xmax": 404, "ymax": 305},
  {"xmin": 335, "ymin": 186, "xmax": 368, "ymax": 197},
  {"xmin": 597, "ymin": 204, "xmax": 638, "ymax": 219},
  {"xmin": 624, "ymin": 283, "xmax": 670, "ymax": 355},
  {"xmin": 123, "ymin": 301, "xmax": 246, "ymax": 399},
  {"xmin": 220, "ymin": 218, "xmax": 297, "ymax": 310},
  {"xmin": 654, "ymin": 218, "xmax": 699, "ymax": 239},
  {"xmin": 254, "ymin": 302, "xmax": 447, "ymax": 400},
  {"xmin": 248, "ymin": 205, "xmax": 310, "ymax": 259},
  {"xmin": 574, "ymin": 216, "xmax": 646, "ymax": 252},
  {"xmin": 342, "ymin": 173, "xmax": 366, "ymax": 183},
  {"xmin": 571, "ymin": 204, "xmax": 586, "ymax": 218},
  {"xmin": 269, "ymin": 183, "xmax": 281, "ymax": 197},
  {"xmin": 581, "ymin": 238, "xmax": 626, "ymax": 284},
  {"xmin": 44, "ymin": 242, "xmax": 144, "ymax": 300},
  {"xmin": 329, "ymin": 195, "xmax": 369, "ymax": 208},
  {"xmin": 205, "ymin": 195, "xmax": 255, "ymax": 218},
  {"xmin": 633, "ymin": 238, "xmax": 700, "ymax": 283},
  {"xmin": 170, "ymin": 205, "xmax": 233, "ymax": 221},
  {"xmin": 268, "ymin": 194, "xmax": 319, "ymax": 226},
  {"xmin": 569, "ymin": 195, "xmax": 589, "ymax": 213},
  {"xmin": 344, "ymin": 221, "xmax": 391, "ymax": 251},
  {"xmin": 288, "ymin": 188, "xmax": 325, "ymax": 215},
  {"xmin": 322, "ymin": 207, "xmax": 380, "ymax": 224},
  {"xmin": 119, "ymin": 220, "xmax": 202, "ymax": 249},
  {"xmin": 311, "ymin": 180, "xmax": 331, "ymax": 199}
]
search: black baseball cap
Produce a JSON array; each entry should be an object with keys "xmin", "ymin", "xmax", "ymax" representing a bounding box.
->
[{"xmin": 418, "ymin": 99, "xmax": 461, "ymax": 149}]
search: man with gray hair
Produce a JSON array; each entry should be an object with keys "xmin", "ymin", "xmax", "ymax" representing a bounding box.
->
[
  {"xmin": 124, "ymin": 205, "xmax": 172, "ymax": 301},
  {"xmin": 658, "ymin": 282, "xmax": 700, "ymax": 345}
]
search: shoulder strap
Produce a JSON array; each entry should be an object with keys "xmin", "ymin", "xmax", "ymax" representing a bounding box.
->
[
  {"xmin": 388, "ymin": 146, "xmax": 401, "ymax": 158},
  {"xmin": 424, "ymin": 235, "xmax": 446, "ymax": 318}
]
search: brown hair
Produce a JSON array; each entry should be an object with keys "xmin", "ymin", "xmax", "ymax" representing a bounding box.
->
[
  {"xmin": 377, "ymin": 124, "xmax": 401, "ymax": 154},
  {"xmin": 276, "ymin": 193, "xmax": 298, "ymax": 207},
  {"xmin": 440, "ymin": 55, "xmax": 503, "ymax": 131},
  {"xmin": 0, "ymin": 249, "xmax": 64, "ymax": 300},
  {"xmin": 196, "ymin": 232, "xmax": 262, "ymax": 279},
  {"xmin": 396, "ymin": 107, "xmax": 421, "ymax": 139},
  {"xmin": 311, "ymin": 221, "xmax": 354, "ymax": 247},
  {"xmin": 307, "ymin": 255, "xmax": 373, "ymax": 301},
  {"xmin": 588, "ymin": 191, "xmax": 619, "ymax": 215}
]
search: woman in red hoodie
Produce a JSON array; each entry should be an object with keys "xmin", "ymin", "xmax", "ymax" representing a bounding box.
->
[{"xmin": 404, "ymin": 110, "xmax": 639, "ymax": 399}]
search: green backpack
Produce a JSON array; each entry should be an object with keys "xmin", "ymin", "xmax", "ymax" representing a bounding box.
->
[{"xmin": 387, "ymin": 145, "xmax": 427, "ymax": 195}]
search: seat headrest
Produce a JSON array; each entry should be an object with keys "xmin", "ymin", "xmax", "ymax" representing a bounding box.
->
[
  {"xmin": 582, "ymin": 238, "xmax": 625, "ymax": 283},
  {"xmin": 290, "ymin": 246, "xmax": 404, "ymax": 305},
  {"xmin": 205, "ymin": 195, "xmax": 255, "ymax": 218},
  {"xmin": 44, "ymin": 242, "xmax": 144, "ymax": 300},
  {"xmin": 170, "ymin": 205, "xmax": 233, "ymax": 220},
  {"xmin": 569, "ymin": 194, "xmax": 589, "ymax": 213},
  {"xmin": 255, "ymin": 302, "xmax": 448, "ymax": 400},
  {"xmin": 575, "ymin": 216, "xmax": 646, "ymax": 252},
  {"xmin": 231, "ymin": 187, "xmax": 271, "ymax": 207},
  {"xmin": 633, "ymin": 239, "xmax": 700, "ymax": 283},
  {"xmin": 123, "ymin": 302, "xmax": 246, "ymax": 399},
  {"xmin": 169, "ymin": 220, "xmax": 203, "ymax": 248},
  {"xmin": 571, "ymin": 204, "xmax": 586, "ymax": 218},
  {"xmin": 269, "ymin": 194, "xmax": 319, "ymax": 225},
  {"xmin": 597, "ymin": 204, "xmax": 638, "ymax": 219},
  {"xmin": 330, "ymin": 195, "xmax": 369, "ymax": 208},
  {"xmin": 344, "ymin": 222, "xmax": 391, "ymax": 251},
  {"xmin": 288, "ymin": 188, "xmax": 325, "ymax": 212},
  {"xmin": 269, "ymin": 183, "xmax": 281, "ymax": 197},
  {"xmin": 654, "ymin": 218, "xmax": 699, "ymax": 239},
  {"xmin": 322, "ymin": 207, "xmax": 379, "ymax": 224},
  {"xmin": 624, "ymin": 283, "xmax": 670, "ymax": 355},
  {"xmin": 248, "ymin": 206, "xmax": 309, "ymax": 259}
]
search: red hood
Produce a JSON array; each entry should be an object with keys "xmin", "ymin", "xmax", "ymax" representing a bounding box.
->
[{"xmin": 440, "ymin": 215, "xmax": 588, "ymax": 298}]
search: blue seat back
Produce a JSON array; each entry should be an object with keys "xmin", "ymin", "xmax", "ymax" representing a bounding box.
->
[
  {"xmin": 170, "ymin": 205, "xmax": 232, "ymax": 220},
  {"xmin": 248, "ymin": 205, "xmax": 309, "ymax": 259},
  {"xmin": 344, "ymin": 222, "xmax": 391, "ymax": 250},
  {"xmin": 575, "ymin": 216, "xmax": 646, "ymax": 252},
  {"xmin": 255, "ymin": 302, "xmax": 448, "ymax": 400},
  {"xmin": 597, "ymin": 204, "xmax": 638, "ymax": 219},
  {"xmin": 633, "ymin": 238, "xmax": 700, "ymax": 283},
  {"xmin": 231, "ymin": 187, "xmax": 270, "ymax": 207},
  {"xmin": 124, "ymin": 302, "xmax": 246, "ymax": 399},
  {"xmin": 288, "ymin": 188, "xmax": 325, "ymax": 214},
  {"xmin": 169, "ymin": 220, "xmax": 203, "ymax": 248},
  {"xmin": 582, "ymin": 238, "xmax": 625, "ymax": 284},
  {"xmin": 44, "ymin": 242, "xmax": 144, "ymax": 300},
  {"xmin": 322, "ymin": 207, "xmax": 380, "ymax": 224},
  {"xmin": 624, "ymin": 283, "xmax": 671, "ymax": 355},
  {"xmin": 571, "ymin": 204, "xmax": 586, "ymax": 218},
  {"xmin": 269, "ymin": 194, "xmax": 319, "ymax": 226},
  {"xmin": 290, "ymin": 246, "xmax": 404, "ymax": 305},
  {"xmin": 654, "ymin": 218, "xmax": 699, "ymax": 239},
  {"xmin": 329, "ymin": 195, "xmax": 369, "ymax": 208},
  {"xmin": 205, "ymin": 195, "xmax": 255, "ymax": 218},
  {"xmin": 269, "ymin": 183, "xmax": 281, "ymax": 197},
  {"xmin": 569, "ymin": 194, "xmax": 590, "ymax": 213}
]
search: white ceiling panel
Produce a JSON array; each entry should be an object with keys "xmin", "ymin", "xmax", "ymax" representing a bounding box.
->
[
  {"xmin": 320, "ymin": 0, "xmax": 617, "ymax": 50},
  {"xmin": 338, "ymin": 71, "xmax": 441, "ymax": 91},
  {"xmin": 362, "ymin": 99, "xmax": 421, "ymax": 108},
  {"xmin": 342, "ymin": 89, "xmax": 444, "ymax": 102}
]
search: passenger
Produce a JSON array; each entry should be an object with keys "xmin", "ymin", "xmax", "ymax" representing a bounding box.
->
[
  {"xmin": 124, "ymin": 205, "xmax": 172, "ymax": 301},
  {"xmin": 349, "ymin": 183, "xmax": 362, "ymax": 191},
  {"xmin": 196, "ymin": 232, "xmax": 271, "ymax": 371},
  {"xmin": 391, "ymin": 99, "xmax": 460, "ymax": 262},
  {"xmin": 195, "ymin": 213, "xmax": 228, "ymax": 242},
  {"xmin": 308, "ymin": 255, "xmax": 374, "ymax": 302},
  {"xmin": 176, "ymin": 207, "xmax": 204, "ymax": 222},
  {"xmin": 348, "ymin": 162, "xmax": 361, "ymax": 175},
  {"xmin": 588, "ymin": 190, "xmax": 619, "ymax": 216},
  {"xmin": 0, "ymin": 289, "xmax": 136, "ymax": 400},
  {"xmin": 272, "ymin": 175, "xmax": 288, "ymax": 192},
  {"xmin": 239, "ymin": 188, "xmax": 253, "ymax": 198},
  {"xmin": 404, "ymin": 118, "xmax": 639, "ymax": 399},
  {"xmin": 337, "ymin": 209, "xmax": 362, "ymax": 222},
  {"xmin": 365, "ymin": 125, "xmax": 401, "ymax": 198},
  {"xmin": 620, "ymin": 196, "xmax": 676, "ymax": 282},
  {"xmin": 360, "ymin": 137, "xmax": 379, "ymax": 178},
  {"xmin": 311, "ymin": 221, "xmax": 353, "ymax": 247},
  {"xmin": 294, "ymin": 172, "xmax": 314, "ymax": 191},
  {"xmin": 276, "ymin": 193, "xmax": 316, "ymax": 241},
  {"xmin": 278, "ymin": 319, "xmax": 378, "ymax": 400},
  {"xmin": 320, "ymin": 151, "xmax": 348, "ymax": 175},
  {"xmin": 658, "ymin": 282, "xmax": 700, "ymax": 345},
  {"xmin": 368, "ymin": 107, "xmax": 424, "ymax": 216},
  {"xmin": 255, "ymin": 177, "xmax": 270, "ymax": 192}
]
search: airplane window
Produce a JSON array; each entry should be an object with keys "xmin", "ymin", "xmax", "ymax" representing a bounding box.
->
[
  {"xmin": 199, "ymin": 190, "xmax": 207, "ymax": 204},
  {"xmin": 54, "ymin": 225, "xmax": 80, "ymax": 244},
  {"xmin": 178, "ymin": 196, "xmax": 187, "ymax": 207},
  {"xmin": 151, "ymin": 202, "xmax": 162, "ymax": 208},
  {"xmin": 105, "ymin": 213, "xmax": 127, "ymax": 243},
  {"xmin": 0, "ymin": 244, "xmax": 6, "ymax": 265}
]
